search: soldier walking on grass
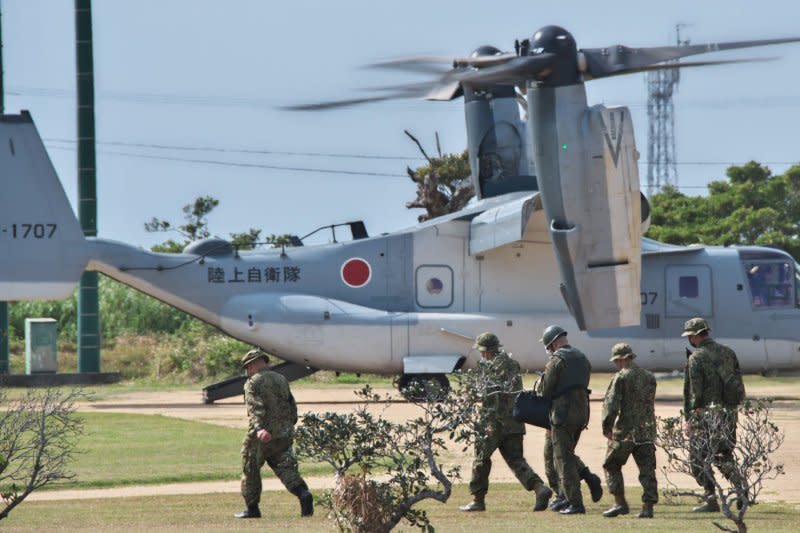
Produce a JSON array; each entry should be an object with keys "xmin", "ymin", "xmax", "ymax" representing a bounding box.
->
[
  {"xmin": 542, "ymin": 421, "xmax": 603, "ymax": 511},
  {"xmin": 234, "ymin": 349, "xmax": 314, "ymax": 519},
  {"xmin": 538, "ymin": 325, "xmax": 592, "ymax": 515},
  {"xmin": 460, "ymin": 332, "xmax": 553, "ymax": 513},
  {"xmin": 601, "ymin": 343, "xmax": 658, "ymax": 519},
  {"xmin": 681, "ymin": 317, "xmax": 744, "ymax": 513}
]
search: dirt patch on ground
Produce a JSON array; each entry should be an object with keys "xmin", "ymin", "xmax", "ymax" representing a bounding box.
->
[{"xmin": 30, "ymin": 378, "xmax": 800, "ymax": 503}]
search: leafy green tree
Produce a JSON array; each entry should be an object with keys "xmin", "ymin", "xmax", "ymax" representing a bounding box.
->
[
  {"xmin": 295, "ymin": 366, "xmax": 518, "ymax": 533},
  {"xmin": 646, "ymin": 162, "xmax": 800, "ymax": 260},
  {"xmin": 405, "ymin": 131, "xmax": 474, "ymax": 222},
  {"xmin": 145, "ymin": 195, "xmax": 220, "ymax": 252}
]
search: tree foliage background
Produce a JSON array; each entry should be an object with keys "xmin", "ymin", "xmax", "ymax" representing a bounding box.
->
[{"xmin": 646, "ymin": 162, "xmax": 800, "ymax": 260}]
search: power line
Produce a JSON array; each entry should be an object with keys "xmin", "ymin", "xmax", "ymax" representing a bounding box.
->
[
  {"xmin": 42, "ymin": 138, "xmax": 796, "ymax": 168},
  {"xmin": 44, "ymin": 144, "xmax": 409, "ymax": 178},
  {"xmin": 43, "ymin": 137, "xmax": 422, "ymax": 161},
  {"xmin": 45, "ymin": 143, "xmax": 796, "ymax": 193}
]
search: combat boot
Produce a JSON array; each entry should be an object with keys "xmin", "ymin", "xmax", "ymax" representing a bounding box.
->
[
  {"xmin": 533, "ymin": 483, "xmax": 553, "ymax": 512},
  {"xmin": 233, "ymin": 504, "xmax": 261, "ymax": 518},
  {"xmin": 580, "ymin": 467, "xmax": 603, "ymax": 503},
  {"xmin": 299, "ymin": 489, "xmax": 314, "ymax": 517},
  {"xmin": 692, "ymin": 495, "xmax": 720, "ymax": 513},
  {"xmin": 637, "ymin": 502, "xmax": 654, "ymax": 518},
  {"xmin": 291, "ymin": 484, "xmax": 314, "ymax": 517},
  {"xmin": 459, "ymin": 495, "xmax": 486, "ymax": 512},
  {"xmin": 549, "ymin": 493, "xmax": 568, "ymax": 512},
  {"xmin": 559, "ymin": 502, "xmax": 586, "ymax": 515},
  {"xmin": 602, "ymin": 493, "xmax": 629, "ymax": 518}
]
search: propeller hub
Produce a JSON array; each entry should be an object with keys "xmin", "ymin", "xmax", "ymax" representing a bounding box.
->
[{"xmin": 528, "ymin": 25, "xmax": 581, "ymax": 87}]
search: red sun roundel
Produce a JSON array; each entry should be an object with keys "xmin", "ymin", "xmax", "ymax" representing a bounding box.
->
[{"xmin": 341, "ymin": 257, "xmax": 372, "ymax": 288}]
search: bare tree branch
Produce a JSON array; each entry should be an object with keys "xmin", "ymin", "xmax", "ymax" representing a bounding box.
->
[{"xmin": 0, "ymin": 388, "xmax": 86, "ymax": 521}]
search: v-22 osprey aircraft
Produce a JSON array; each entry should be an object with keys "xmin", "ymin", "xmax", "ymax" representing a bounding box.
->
[{"xmin": 2, "ymin": 26, "xmax": 800, "ymax": 399}]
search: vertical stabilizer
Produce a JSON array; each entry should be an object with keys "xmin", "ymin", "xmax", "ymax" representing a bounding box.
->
[{"xmin": 0, "ymin": 112, "xmax": 88, "ymax": 299}]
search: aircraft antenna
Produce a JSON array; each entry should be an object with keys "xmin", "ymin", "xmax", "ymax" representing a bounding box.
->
[{"xmin": 645, "ymin": 24, "xmax": 690, "ymax": 196}]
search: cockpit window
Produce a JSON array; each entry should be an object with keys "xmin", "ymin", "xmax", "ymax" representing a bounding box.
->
[
  {"xmin": 796, "ymin": 264, "xmax": 800, "ymax": 308},
  {"xmin": 744, "ymin": 260, "xmax": 794, "ymax": 308}
]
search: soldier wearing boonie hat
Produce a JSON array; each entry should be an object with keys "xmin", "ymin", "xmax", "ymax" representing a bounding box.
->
[
  {"xmin": 235, "ymin": 348, "xmax": 313, "ymax": 520},
  {"xmin": 608, "ymin": 342, "xmax": 635, "ymax": 362},
  {"xmin": 680, "ymin": 317, "xmax": 743, "ymax": 514},
  {"xmin": 459, "ymin": 332, "xmax": 552, "ymax": 513},
  {"xmin": 681, "ymin": 317, "xmax": 710, "ymax": 337},
  {"xmin": 241, "ymin": 348, "xmax": 270, "ymax": 368},
  {"xmin": 601, "ymin": 342, "xmax": 658, "ymax": 519}
]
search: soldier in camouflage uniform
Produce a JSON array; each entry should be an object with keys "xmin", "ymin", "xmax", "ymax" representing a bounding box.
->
[
  {"xmin": 459, "ymin": 332, "xmax": 553, "ymax": 513},
  {"xmin": 681, "ymin": 317, "xmax": 741, "ymax": 513},
  {"xmin": 539, "ymin": 394, "xmax": 603, "ymax": 511},
  {"xmin": 538, "ymin": 325, "xmax": 592, "ymax": 515},
  {"xmin": 234, "ymin": 349, "xmax": 313, "ymax": 519},
  {"xmin": 601, "ymin": 343, "xmax": 658, "ymax": 519}
]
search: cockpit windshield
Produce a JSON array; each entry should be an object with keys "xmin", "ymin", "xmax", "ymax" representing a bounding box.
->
[
  {"xmin": 743, "ymin": 259, "xmax": 795, "ymax": 309},
  {"xmin": 796, "ymin": 263, "xmax": 800, "ymax": 308}
]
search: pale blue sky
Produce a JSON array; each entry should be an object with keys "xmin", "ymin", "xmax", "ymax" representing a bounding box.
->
[{"xmin": 3, "ymin": 0, "xmax": 799, "ymax": 248}]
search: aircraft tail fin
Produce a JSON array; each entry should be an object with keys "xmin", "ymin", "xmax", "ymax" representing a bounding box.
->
[{"xmin": 0, "ymin": 111, "xmax": 89, "ymax": 300}]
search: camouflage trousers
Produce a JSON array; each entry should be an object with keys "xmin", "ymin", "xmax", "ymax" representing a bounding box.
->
[
  {"xmin": 689, "ymin": 429, "xmax": 740, "ymax": 494},
  {"xmin": 603, "ymin": 439, "xmax": 658, "ymax": 504},
  {"xmin": 469, "ymin": 431, "xmax": 542, "ymax": 498},
  {"xmin": 544, "ymin": 431, "xmax": 587, "ymax": 495},
  {"xmin": 551, "ymin": 422, "xmax": 584, "ymax": 506},
  {"xmin": 241, "ymin": 433, "xmax": 306, "ymax": 507}
]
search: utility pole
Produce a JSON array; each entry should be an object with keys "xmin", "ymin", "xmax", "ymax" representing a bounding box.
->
[
  {"xmin": 0, "ymin": 0, "xmax": 9, "ymax": 375},
  {"xmin": 75, "ymin": 0, "xmax": 100, "ymax": 372},
  {"xmin": 645, "ymin": 24, "xmax": 689, "ymax": 196}
]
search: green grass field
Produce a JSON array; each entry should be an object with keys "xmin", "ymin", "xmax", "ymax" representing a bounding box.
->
[
  {"xmin": 3, "ymin": 484, "xmax": 799, "ymax": 532},
  {"xmin": 43, "ymin": 412, "xmax": 328, "ymax": 490}
]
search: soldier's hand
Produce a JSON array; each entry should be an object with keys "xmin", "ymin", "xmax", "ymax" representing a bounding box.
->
[
  {"xmin": 603, "ymin": 431, "xmax": 612, "ymax": 440},
  {"xmin": 256, "ymin": 428, "xmax": 272, "ymax": 443}
]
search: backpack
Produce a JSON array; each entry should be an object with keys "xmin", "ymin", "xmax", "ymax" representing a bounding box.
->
[{"xmin": 716, "ymin": 347, "xmax": 746, "ymax": 406}]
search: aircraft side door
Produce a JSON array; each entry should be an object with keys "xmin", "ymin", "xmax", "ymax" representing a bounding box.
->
[{"xmin": 665, "ymin": 265, "xmax": 713, "ymax": 318}]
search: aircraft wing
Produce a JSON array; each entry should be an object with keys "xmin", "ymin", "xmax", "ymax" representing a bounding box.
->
[{"xmin": 469, "ymin": 192, "xmax": 543, "ymax": 254}]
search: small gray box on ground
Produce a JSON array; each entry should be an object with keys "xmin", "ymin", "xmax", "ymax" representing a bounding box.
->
[{"xmin": 25, "ymin": 318, "xmax": 57, "ymax": 374}]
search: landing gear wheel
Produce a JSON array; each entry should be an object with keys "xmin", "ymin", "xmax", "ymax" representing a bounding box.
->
[{"xmin": 396, "ymin": 374, "xmax": 450, "ymax": 401}]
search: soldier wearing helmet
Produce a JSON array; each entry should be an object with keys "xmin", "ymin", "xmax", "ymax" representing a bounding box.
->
[
  {"xmin": 681, "ymin": 317, "xmax": 742, "ymax": 513},
  {"xmin": 235, "ymin": 349, "xmax": 313, "ymax": 519},
  {"xmin": 537, "ymin": 325, "xmax": 592, "ymax": 515},
  {"xmin": 601, "ymin": 343, "xmax": 658, "ymax": 519},
  {"xmin": 460, "ymin": 332, "xmax": 553, "ymax": 513}
]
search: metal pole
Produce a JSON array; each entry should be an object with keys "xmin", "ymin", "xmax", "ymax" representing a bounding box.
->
[
  {"xmin": 0, "ymin": 0, "xmax": 9, "ymax": 374},
  {"xmin": 75, "ymin": 0, "xmax": 100, "ymax": 372}
]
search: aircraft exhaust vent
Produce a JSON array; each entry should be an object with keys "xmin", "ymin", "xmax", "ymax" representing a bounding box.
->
[{"xmin": 645, "ymin": 314, "xmax": 660, "ymax": 329}]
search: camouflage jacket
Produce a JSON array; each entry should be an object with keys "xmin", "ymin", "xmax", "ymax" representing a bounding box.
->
[
  {"xmin": 244, "ymin": 369, "xmax": 298, "ymax": 441},
  {"xmin": 602, "ymin": 362, "xmax": 657, "ymax": 442},
  {"xmin": 683, "ymin": 337, "xmax": 744, "ymax": 418},
  {"xmin": 683, "ymin": 337, "xmax": 734, "ymax": 418},
  {"xmin": 478, "ymin": 350, "xmax": 525, "ymax": 435},
  {"xmin": 539, "ymin": 345, "xmax": 591, "ymax": 428}
]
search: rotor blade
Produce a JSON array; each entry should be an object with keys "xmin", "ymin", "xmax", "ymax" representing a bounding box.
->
[
  {"xmin": 452, "ymin": 52, "xmax": 517, "ymax": 68},
  {"xmin": 365, "ymin": 56, "xmax": 455, "ymax": 75},
  {"xmin": 424, "ymin": 80, "xmax": 464, "ymax": 101},
  {"xmin": 587, "ymin": 56, "xmax": 777, "ymax": 79},
  {"xmin": 368, "ymin": 52, "xmax": 517, "ymax": 72},
  {"xmin": 283, "ymin": 91, "xmax": 422, "ymax": 111},
  {"xmin": 582, "ymin": 36, "xmax": 800, "ymax": 78},
  {"xmin": 452, "ymin": 53, "xmax": 556, "ymax": 86}
]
